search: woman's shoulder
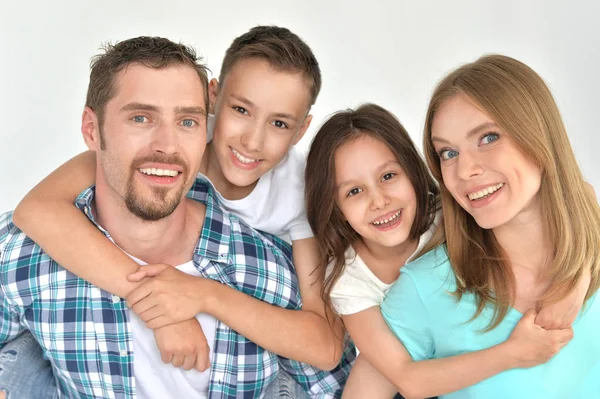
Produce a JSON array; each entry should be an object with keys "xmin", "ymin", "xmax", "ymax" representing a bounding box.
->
[{"xmin": 401, "ymin": 245, "xmax": 456, "ymax": 292}]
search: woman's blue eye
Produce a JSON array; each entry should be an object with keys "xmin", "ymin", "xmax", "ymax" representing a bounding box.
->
[
  {"xmin": 440, "ymin": 149, "xmax": 459, "ymax": 160},
  {"xmin": 181, "ymin": 119, "xmax": 196, "ymax": 128},
  {"xmin": 272, "ymin": 120, "xmax": 289, "ymax": 129},
  {"xmin": 382, "ymin": 173, "xmax": 395, "ymax": 181},
  {"xmin": 133, "ymin": 116, "xmax": 148, "ymax": 123},
  {"xmin": 347, "ymin": 187, "xmax": 363, "ymax": 197},
  {"xmin": 480, "ymin": 133, "xmax": 499, "ymax": 145},
  {"xmin": 233, "ymin": 106, "xmax": 248, "ymax": 115}
]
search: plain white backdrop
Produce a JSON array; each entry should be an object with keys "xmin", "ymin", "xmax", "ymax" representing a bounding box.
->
[{"xmin": 1, "ymin": 0, "xmax": 598, "ymax": 213}]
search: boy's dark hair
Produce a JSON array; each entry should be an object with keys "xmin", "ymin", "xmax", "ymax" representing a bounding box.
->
[
  {"xmin": 86, "ymin": 36, "xmax": 209, "ymax": 140},
  {"xmin": 219, "ymin": 26, "xmax": 321, "ymax": 105},
  {"xmin": 305, "ymin": 103, "xmax": 440, "ymax": 318}
]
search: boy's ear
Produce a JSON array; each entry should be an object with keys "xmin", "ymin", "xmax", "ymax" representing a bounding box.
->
[
  {"xmin": 292, "ymin": 114, "xmax": 313, "ymax": 145},
  {"xmin": 81, "ymin": 107, "xmax": 102, "ymax": 151},
  {"xmin": 208, "ymin": 78, "xmax": 220, "ymax": 114}
]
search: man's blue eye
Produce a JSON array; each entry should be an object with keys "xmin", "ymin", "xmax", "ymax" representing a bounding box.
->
[
  {"xmin": 181, "ymin": 119, "xmax": 196, "ymax": 128},
  {"xmin": 133, "ymin": 116, "xmax": 148, "ymax": 123},
  {"xmin": 440, "ymin": 149, "xmax": 458, "ymax": 160},
  {"xmin": 480, "ymin": 133, "xmax": 499, "ymax": 145}
]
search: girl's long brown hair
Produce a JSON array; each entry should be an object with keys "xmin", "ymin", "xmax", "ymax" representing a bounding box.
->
[
  {"xmin": 305, "ymin": 103, "xmax": 442, "ymax": 318},
  {"xmin": 423, "ymin": 54, "xmax": 600, "ymax": 330}
]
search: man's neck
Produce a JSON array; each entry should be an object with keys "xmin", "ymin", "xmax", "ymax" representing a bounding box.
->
[{"xmin": 93, "ymin": 183, "xmax": 205, "ymax": 266}]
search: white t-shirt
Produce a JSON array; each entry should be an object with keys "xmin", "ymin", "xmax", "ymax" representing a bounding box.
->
[
  {"xmin": 204, "ymin": 114, "xmax": 313, "ymax": 243},
  {"xmin": 129, "ymin": 258, "xmax": 217, "ymax": 399},
  {"xmin": 329, "ymin": 211, "xmax": 442, "ymax": 315}
]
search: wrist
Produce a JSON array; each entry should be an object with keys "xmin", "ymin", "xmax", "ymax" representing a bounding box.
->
[
  {"xmin": 496, "ymin": 340, "xmax": 521, "ymax": 370},
  {"xmin": 196, "ymin": 276, "xmax": 218, "ymax": 314}
]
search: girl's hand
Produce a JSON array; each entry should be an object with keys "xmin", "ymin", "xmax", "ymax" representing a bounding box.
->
[
  {"xmin": 505, "ymin": 309, "xmax": 573, "ymax": 368},
  {"xmin": 536, "ymin": 269, "xmax": 591, "ymax": 330},
  {"xmin": 126, "ymin": 265, "xmax": 211, "ymax": 329}
]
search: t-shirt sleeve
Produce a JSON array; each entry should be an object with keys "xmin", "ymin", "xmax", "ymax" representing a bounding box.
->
[
  {"xmin": 329, "ymin": 262, "xmax": 386, "ymax": 315},
  {"xmin": 287, "ymin": 213, "xmax": 314, "ymax": 241},
  {"xmin": 380, "ymin": 272, "xmax": 434, "ymax": 361}
]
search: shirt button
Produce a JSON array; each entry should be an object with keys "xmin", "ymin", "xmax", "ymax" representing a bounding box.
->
[
  {"xmin": 112, "ymin": 295, "xmax": 121, "ymax": 303},
  {"xmin": 120, "ymin": 349, "xmax": 127, "ymax": 357}
]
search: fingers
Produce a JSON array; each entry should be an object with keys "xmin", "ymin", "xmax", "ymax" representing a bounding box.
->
[
  {"xmin": 146, "ymin": 315, "xmax": 171, "ymax": 330},
  {"xmin": 127, "ymin": 270, "xmax": 148, "ymax": 282},
  {"xmin": 160, "ymin": 350, "xmax": 173, "ymax": 364},
  {"xmin": 172, "ymin": 354, "xmax": 184, "ymax": 368},
  {"xmin": 126, "ymin": 284, "xmax": 153, "ymax": 308},
  {"xmin": 138, "ymin": 305, "xmax": 164, "ymax": 322},
  {"xmin": 182, "ymin": 354, "xmax": 196, "ymax": 371},
  {"xmin": 521, "ymin": 309, "xmax": 537, "ymax": 324},
  {"xmin": 195, "ymin": 351, "xmax": 210, "ymax": 372}
]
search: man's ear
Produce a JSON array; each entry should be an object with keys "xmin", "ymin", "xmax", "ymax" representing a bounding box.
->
[
  {"xmin": 292, "ymin": 114, "xmax": 313, "ymax": 146},
  {"xmin": 81, "ymin": 107, "xmax": 101, "ymax": 151},
  {"xmin": 208, "ymin": 78, "xmax": 220, "ymax": 115}
]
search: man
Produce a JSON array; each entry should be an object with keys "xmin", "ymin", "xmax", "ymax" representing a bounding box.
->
[{"xmin": 0, "ymin": 36, "xmax": 348, "ymax": 398}]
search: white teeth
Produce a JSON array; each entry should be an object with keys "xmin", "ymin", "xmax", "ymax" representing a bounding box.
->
[
  {"xmin": 372, "ymin": 210, "xmax": 401, "ymax": 226},
  {"xmin": 139, "ymin": 168, "xmax": 179, "ymax": 177},
  {"xmin": 468, "ymin": 183, "xmax": 504, "ymax": 200},
  {"xmin": 231, "ymin": 148, "xmax": 259, "ymax": 164}
]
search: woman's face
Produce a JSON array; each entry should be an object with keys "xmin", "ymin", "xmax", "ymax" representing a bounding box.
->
[
  {"xmin": 431, "ymin": 94, "xmax": 542, "ymax": 230},
  {"xmin": 334, "ymin": 134, "xmax": 417, "ymax": 250}
]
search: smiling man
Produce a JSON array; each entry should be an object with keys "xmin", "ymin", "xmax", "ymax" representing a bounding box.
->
[{"xmin": 0, "ymin": 36, "xmax": 332, "ymax": 398}]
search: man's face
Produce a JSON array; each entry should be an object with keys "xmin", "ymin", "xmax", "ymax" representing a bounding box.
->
[
  {"xmin": 90, "ymin": 63, "xmax": 207, "ymax": 221},
  {"xmin": 209, "ymin": 58, "xmax": 313, "ymax": 192}
]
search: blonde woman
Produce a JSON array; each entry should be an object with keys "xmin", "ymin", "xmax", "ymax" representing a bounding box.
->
[{"xmin": 348, "ymin": 55, "xmax": 599, "ymax": 398}]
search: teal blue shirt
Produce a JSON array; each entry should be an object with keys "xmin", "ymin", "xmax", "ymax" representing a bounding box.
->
[{"xmin": 381, "ymin": 245, "xmax": 600, "ymax": 398}]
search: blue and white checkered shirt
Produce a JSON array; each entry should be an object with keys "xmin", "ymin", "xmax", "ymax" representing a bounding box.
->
[{"xmin": 0, "ymin": 179, "xmax": 355, "ymax": 398}]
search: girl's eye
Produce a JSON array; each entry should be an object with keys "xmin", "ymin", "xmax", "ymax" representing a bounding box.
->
[
  {"xmin": 181, "ymin": 119, "xmax": 197, "ymax": 128},
  {"xmin": 272, "ymin": 120, "xmax": 289, "ymax": 129},
  {"xmin": 233, "ymin": 106, "xmax": 248, "ymax": 115},
  {"xmin": 439, "ymin": 149, "xmax": 459, "ymax": 161},
  {"xmin": 382, "ymin": 172, "xmax": 396, "ymax": 181},
  {"xmin": 133, "ymin": 115, "xmax": 149, "ymax": 123},
  {"xmin": 347, "ymin": 187, "xmax": 363, "ymax": 197},
  {"xmin": 480, "ymin": 132, "xmax": 500, "ymax": 145}
]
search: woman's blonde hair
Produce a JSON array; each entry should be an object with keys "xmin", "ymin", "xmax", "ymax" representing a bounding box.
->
[{"xmin": 423, "ymin": 54, "xmax": 600, "ymax": 329}]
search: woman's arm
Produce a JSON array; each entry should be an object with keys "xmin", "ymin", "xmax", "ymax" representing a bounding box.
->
[
  {"xmin": 126, "ymin": 238, "xmax": 346, "ymax": 370},
  {"xmin": 341, "ymin": 306, "xmax": 572, "ymax": 399},
  {"xmin": 13, "ymin": 151, "xmax": 142, "ymax": 297}
]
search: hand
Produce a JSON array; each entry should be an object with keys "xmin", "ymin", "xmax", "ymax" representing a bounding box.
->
[
  {"xmin": 126, "ymin": 265, "xmax": 211, "ymax": 329},
  {"xmin": 536, "ymin": 270, "xmax": 591, "ymax": 330},
  {"xmin": 505, "ymin": 309, "xmax": 573, "ymax": 368},
  {"xmin": 153, "ymin": 318, "xmax": 210, "ymax": 372}
]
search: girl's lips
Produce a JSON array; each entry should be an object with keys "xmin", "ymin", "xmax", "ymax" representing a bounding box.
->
[{"xmin": 371, "ymin": 210, "xmax": 403, "ymax": 231}]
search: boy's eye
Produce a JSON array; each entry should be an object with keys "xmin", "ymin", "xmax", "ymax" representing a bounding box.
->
[
  {"xmin": 272, "ymin": 120, "xmax": 289, "ymax": 129},
  {"xmin": 381, "ymin": 172, "xmax": 396, "ymax": 181},
  {"xmin": 347, "ymin": 187, "xmax": 363, "ymax": 197},
  {"xmin": 132, "ymin": 115, "xmax": 149, "ymax": 123},
  {"xmin": 233, "ymin": 106, "xmax": 248, "ymax": 115},
  {"xmin": 479, "ymin": 132, "xmax": 500, "ymax": 145},
  {"xmin": 439, "ymin": 149, "xmax": 459, "ymax": 161},
  {"xmin": 181, "ymin": 119, "xmax": 196, "ymax": 128}
]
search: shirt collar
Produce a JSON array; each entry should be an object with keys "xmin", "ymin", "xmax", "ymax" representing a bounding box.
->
[{"xmin": 74, "ymin": 178, "xmax": 231, "ymax": 265}]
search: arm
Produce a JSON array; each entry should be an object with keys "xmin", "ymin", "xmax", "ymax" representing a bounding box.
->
[
  {"xmin": 12, "ymin": 151, "xmax": 143, "ymax": 297},
  {"xmin": 342, "ymin": 306, "xmax": 573, "ymax": 399},
  {"xmin": 127, "ymin": 238, "xmax": 346, "ymax": 370}
]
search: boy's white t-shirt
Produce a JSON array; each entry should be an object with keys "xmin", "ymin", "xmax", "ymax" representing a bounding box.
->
[
  {"xmin": 204, "ymin": 114, "xmax": 313, "ymax": 243},
  {"xmin": 329, "ymin": 211, "xmax": 442, "ymax": 315}
]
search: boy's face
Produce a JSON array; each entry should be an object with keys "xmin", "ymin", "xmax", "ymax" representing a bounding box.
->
[{"xmin": 209, "ymin": 58, "xmax": 313, "ymax": 190}]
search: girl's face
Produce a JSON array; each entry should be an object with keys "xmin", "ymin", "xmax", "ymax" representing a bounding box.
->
[
  {"xmin": 335, "ymin": 134, "xmax": 417, "ymax": 250},
  {"xmin": 431, "ymin": 94, "xmax": 542, "ymax": 229}
]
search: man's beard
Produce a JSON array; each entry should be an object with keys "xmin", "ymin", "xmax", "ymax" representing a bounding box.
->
[{"xmin": 124, "ymin": 154, "xmax": 190, "ymax": 221}]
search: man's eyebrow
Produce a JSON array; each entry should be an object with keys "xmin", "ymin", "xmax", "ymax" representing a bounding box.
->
[
  {"xmin": 120, "ymin": 103, "xmax": 160, "ymax": 112},
  {"xmin": 175, "ymin": 106, "xmax": 206, "ymax": 116}
]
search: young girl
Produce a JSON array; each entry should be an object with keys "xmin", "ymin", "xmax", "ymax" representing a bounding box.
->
[
  {"xmin": 304, "ymin": 103, "xmax": 587, "ymax": 398},
  {"xmin": 353, "ymin": 56, "xmax": 598, "ymax": 397}
]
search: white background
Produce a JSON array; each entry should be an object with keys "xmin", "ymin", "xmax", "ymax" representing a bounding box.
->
[{"xmin": 1, "ymin": 0, "xmax": 598, "ymax": 213}]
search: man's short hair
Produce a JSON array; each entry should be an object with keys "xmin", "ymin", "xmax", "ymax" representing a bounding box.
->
[
  {"xmin": 86, "ymin": 36, "xmax": 209, "ymax": 128},
  {"xmin": 219, "ymin": 26, "xmax": 321, "ymax": 105}
]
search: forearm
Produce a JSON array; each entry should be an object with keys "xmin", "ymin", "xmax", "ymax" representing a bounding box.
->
[
  {"xmin": 385, "ymin": 343, "xmax": 515, "ymax": 399},
  {"xmin": 204, "ymin": 280, "xmax": 343, "ymax": 370}
]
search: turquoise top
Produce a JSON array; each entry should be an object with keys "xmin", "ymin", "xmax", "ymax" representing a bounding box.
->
[{"xmin": 381, "ymin": 245, "xmax": 600, "ymax": 398}]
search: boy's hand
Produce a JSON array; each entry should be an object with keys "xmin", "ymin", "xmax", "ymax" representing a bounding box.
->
[
  {"xmin": 126, "ymin": 265, "xmax": 211, "ymax": 329},
  {"xmin": 505, "ymin": 309, "xmax": 573, "ymax": 368},
  {"xmin": 536, "ymin": 270, "xmax": 591, "ymax": 330},
  {"xmin": 153, "ymin": 318, "xmax": 210, "ymax": 371}
]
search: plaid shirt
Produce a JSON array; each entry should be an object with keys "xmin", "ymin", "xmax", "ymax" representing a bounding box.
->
[{"xmin": 0, "ymin": 179, "xmax": 355, "ymax": 398}]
